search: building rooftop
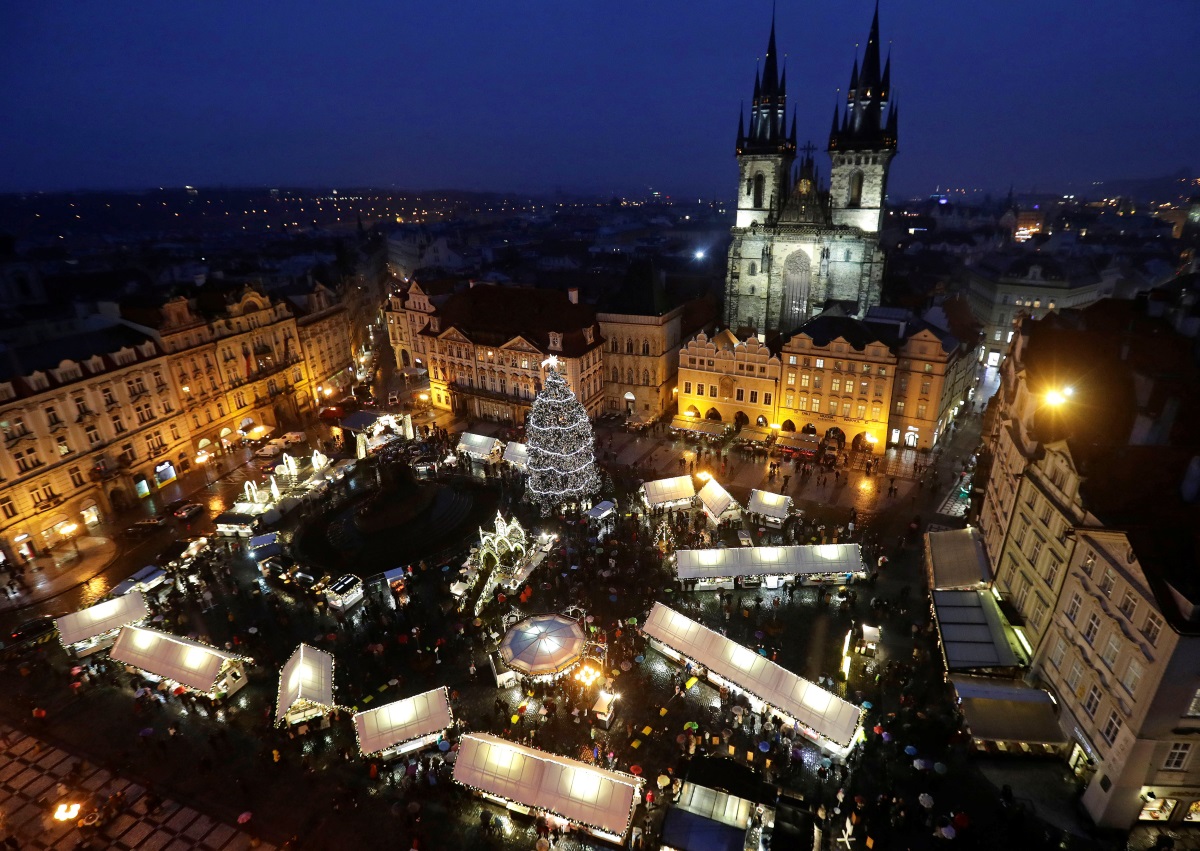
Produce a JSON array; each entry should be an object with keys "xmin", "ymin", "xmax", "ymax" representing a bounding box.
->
[{"xmin": 422, "ymin": 284, "xmax": 601, "ymax": 357}]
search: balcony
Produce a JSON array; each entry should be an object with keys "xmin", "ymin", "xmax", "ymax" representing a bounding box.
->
[{"xmin": 449, "ymin": 380, "xmax": 530, "ymax": 405}]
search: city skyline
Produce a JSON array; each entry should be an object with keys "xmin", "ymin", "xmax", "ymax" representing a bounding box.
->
[{"xmin": 1, "ymin": 0, "xmax": 1196, "ymax": 199}]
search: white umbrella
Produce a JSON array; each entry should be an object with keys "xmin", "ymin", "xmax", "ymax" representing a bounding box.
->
[{"xmin": 919, "ymin": 793, "xmax": 934, "ymax": 809}]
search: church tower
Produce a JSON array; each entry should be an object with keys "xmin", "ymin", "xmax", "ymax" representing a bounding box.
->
[
  {"xmin": 828, "ymin": 3, "xmax": 898, "ymax": 234},
  {"xmin": 734, "ymin": 17, "xmax": 796, "ymax": 230}
]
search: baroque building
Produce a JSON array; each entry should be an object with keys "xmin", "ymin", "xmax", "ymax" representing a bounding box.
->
[{"xmin": 725, "ymin": 9, "xmax": 897, "ymax": 334}]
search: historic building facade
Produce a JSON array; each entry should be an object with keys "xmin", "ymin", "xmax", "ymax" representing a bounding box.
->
[
  {"xmin": 677, "ymin": 330, "xmax": 780, "ymax": 428},
  {"xmin": 598, "ymin": 306, "xmax": 688, "ymax": 422},
  {"xmin": 725, "ymin": 10, "xmax": 897, "ymax": 334}
]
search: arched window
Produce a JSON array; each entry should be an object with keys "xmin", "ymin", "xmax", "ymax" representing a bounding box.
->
[
  {"xmin": 625, "ymin": 338, "xmax": 633, "ymax": 354},
  {"xmin": 848, "ymin": 171, "xmax": 864, "ymax": 208},
  {"xmin": 753, "ymin": 173, "xmax": 765, "ymax": 208},
  {"xmin": 611, "ymin": 367, "xmax": 619, "ymax": 383},
  {"xmin": 611, "ymin": 338, "xmax": 619, "ymax": 353},
  {"xmin": 748, "ymin": 262, "xmax": 757, "ymax": 276},
  {"xmin": 641, "ymin": 340, "xmax": 649, "ymax": 356},
  {"xmin": 626, "ymin": 368, "xmax": 634, "ymax": 385},
  {"xmin": 745, "ymin": 178, "xmax": 753, "ymax": 197},
  {"xmin": 642, "ymin": 370, "xmax": 650, "ymax": 385}
]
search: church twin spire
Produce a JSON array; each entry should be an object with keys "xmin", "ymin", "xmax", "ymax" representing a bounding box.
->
[
  {"xmin": 736, "ymin": 12, "xmax": 797, "ymax": 155},
  {"xmin": 829, "ymin": 1, "xmax": 898, "ymax": 152}
]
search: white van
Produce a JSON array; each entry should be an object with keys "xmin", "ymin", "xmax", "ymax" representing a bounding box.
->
[{"xmin": 283, "ymin": 431, "xmax": 307, "ymax": 446}]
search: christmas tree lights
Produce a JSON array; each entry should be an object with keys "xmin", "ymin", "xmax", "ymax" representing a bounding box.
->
[{"xmin": 526, "ymin": 357, "xmax": 600, "ymax": 514}]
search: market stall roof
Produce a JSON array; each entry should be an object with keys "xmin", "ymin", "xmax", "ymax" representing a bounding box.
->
[
  {"xmin": 499, "ymin": 614, "xmax": 586, "ymax": 676},
  {"xmin": 670, "ymin": 416, "xmax": 728, "ymax": 438},
  {"xmin": 951, "ymin": 676, "xmax": 1067, "ymax": 745},
  {"xmin": 676, "ymin": 544, "xmax": 863, "ymax": 581},
  {"xmin": 110, "ymin": 626, "xmax": 247, "ymax": 694},
  {"xmin": 214, "ymin": 511, "xmax": 257, "ymax": 527},
  {"xmin": 697, "ymin": 480, "xmax": 739, "ymax": 519},
  {"xmin": 662, "ymin": 781, "xmax": 758, "ymax": 851},
  {"xmin": 642, "ymin": 603, "xmax": 861, "ymax": 748},
  {"xmin": 931, "ymin": 590, "xmax": 1026, "ymax": 670},
  {"xmin": 340, "ymin": 410, "xmax": 381, "ymax": 432},
  {"xmin": 353, "ymin": 687, "xmax": 453, "ymax": 756},
  {"xmin": 735, "ymin": 426, "xmax": 774, "ymax": 443},
  {"xmin": 587, "ymin": 500, "xmax": 616, "ymax": 520},
  {"xmin": 777, "ymin": 433, "xmax": 820, "ymax": 451},
  {"xmin": 57, "ymin": 591, "xmax": 149, "ymax": 647},
  {"xmin": 276, "ymin": 644, "xmax": 338, "ymax": 723},
  {"xmin": 502, "ymin": 441, "xmax": 528, "ymax": 468},
  {"xmin": 745, "ymin": 489, "xmax": 793, "ymax": 520},
  {"xmin": 453, "ymin": 733, "xmax": 641, "ymax": 838},
  {"xmin": 248, "ymin": 532, "xmax": 278, "ymax": 549},
  {"xmin": 457, "ymin": 432, "xmax": 503, "ymax": 457},
  {"xmin": 926, "ymin": 527, "xmax": 991, "ymax": 590},
  {"xmin": 642, "ymin": 475, "xmax": 696, "ymax": 508}
]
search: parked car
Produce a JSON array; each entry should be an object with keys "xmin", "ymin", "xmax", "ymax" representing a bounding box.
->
[
  {"xmin": 283, "ymin": 431, "xmax": 307, "ymax": 446},
  {"xmin": 173, "ymin": 503, "xmax": 204, "ymax": 520},
  {"xmin": 255, "ymin": 445, "xmax": 282, "ymax": 459},
  {"xmin": 7, "ymin": 616, "xmax": 57, "ymax": 648}
]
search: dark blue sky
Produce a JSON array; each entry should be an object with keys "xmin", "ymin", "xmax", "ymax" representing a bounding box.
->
[{"xmin": 1, "ymin": 1, "xmax": 1195, "ymax": 199}]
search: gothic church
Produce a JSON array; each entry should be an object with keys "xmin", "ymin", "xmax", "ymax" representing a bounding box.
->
[{"xmin": 725, "ymin": 5, "xmax": 897, "ymax": 334}]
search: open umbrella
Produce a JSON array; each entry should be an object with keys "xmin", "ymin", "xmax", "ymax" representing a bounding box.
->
[
  {"xmin": 630, "ymin": 765, "xmax": 643, "ymax": 776},
  {"xmin": 915, "ymin": 758, "xmax": 933, "ymax": 770},
  {"xmin": 938, "ymin": 825, "xmax": 956, "ymax": 840},
  {"xmin": 904, "ymin": 745, "xmax": 919, "ymax": 756},
  {"xmin": 758, "ymin": 741, "xmax": 770, "ymax": 752},
  {"xmin": 536, "ymin": 840, "xmax": 550, "ymax": 851},
  {"xmin": 861, "ymin": 701, "xmax": 873, "ymax": 710},
  {"xmin": 934, "ymin": 762, "xmax": 948, "ymax": 775},
  {"xmin": 238, "ymin": 812, "xmax": 253, "ymax": 825},
  {"xmin": 657, "ymin": 775, "xmax": 671, "ymax": 789},
  {"xmin": 438, "ymin": 740, "xmax": 450, "ymax": 752},
  {"xmin": 919, "ymin": 793, "xmax": 934, "ymax": 809},
  {"xmin": 872, "ymin": 725, "xmax": 884, "ymax": 734},
  {"xmin": 139, "ymin": 727, "xmax": 155, "ymax": 737},
  {"xmin": 820, "ymin": 757, "xmax": 832, "ymax": 769}
]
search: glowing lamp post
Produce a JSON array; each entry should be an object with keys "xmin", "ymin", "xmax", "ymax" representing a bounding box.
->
[{"xmin": 60, "ymin": 522, "xmax": 80, "ymax": 556}]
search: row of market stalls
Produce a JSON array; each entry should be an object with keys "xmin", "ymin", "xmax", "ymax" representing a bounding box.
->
[
  {"xmin": 675, "ymin": 543, "xmax": 867, "ymax": 590},
  {"xmin": 641, "ymin": 603, "xmax": 863, "ymax": 757},
  {"xmin": 639, "ymin": 474, "xmax": 793, "ymax": 528},
  {"xmin": 924, "ymin": 528, "xmax": 1067, "ymax": 757},
  {"xmin": 214, "ymin": 451, "xmax": 353, "ymax": 536}
]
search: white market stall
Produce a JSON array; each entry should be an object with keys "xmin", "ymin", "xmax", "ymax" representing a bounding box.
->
[
  {"xmin": 746, "ymin": 489, "xmax": 793, "ymax": 527},
  {"xmin": 696, "ymin": 479, "xmax": 740, "ymax": 526},
  {"xmin": 675, "ymin": 544, "xmax": 866, "ymax": 590},
  {"xmin": 925, "ymin": 527, "xmax": 992, "ymax": 590},
  {"xmin": 110, "ymin": 626, "xmax": 250, "ymax": 698},
  {"xmin": 457, "ymin": 432, "xmax": 504, "ymax": 460},
  {"xmin": 502, "ymin": 441, "xmax": 529, "ymax": 469},
  {"xmin": 276, "ymin": 644, "xmax": 340, "ymax": 728},
  {"xmin": 353, "ymin": 687, "xmax": 454, "ymax": 760},
  {"xmin": 453, "ymin": 732, "xmax": 643, "ymax": 844},
  {"xmin": 641, "ymin": 603, "xmax": 862, "ymax": 756},
  {"xmin": 56, "ymin": 591, "xmax": 149, "ymax": 657},
  {"xmin": 641, "ymin": 475, "xmax": 696, "ymax": 511}
]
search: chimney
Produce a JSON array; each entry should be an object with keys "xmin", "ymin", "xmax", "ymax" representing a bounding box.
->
[{"xmin": 567, "ymin": 287, "xmax": 579, "ymax": 305}]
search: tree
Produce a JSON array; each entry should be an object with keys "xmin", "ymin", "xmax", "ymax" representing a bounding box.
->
[{"xmin": 526, "ymin": 357, "xmax": 600, "ymax": 514}]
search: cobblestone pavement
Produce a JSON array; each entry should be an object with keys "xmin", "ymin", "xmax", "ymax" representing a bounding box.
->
[{"xmin": 0, "ymin": 724, "xmax": 270, "ymax": 850}]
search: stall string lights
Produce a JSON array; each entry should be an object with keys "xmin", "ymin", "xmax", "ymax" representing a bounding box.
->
[
  {"xmin": 351, "ymin": 686, "xmax": 456, "ymax": 758},
  {"xmin": 274, "ymin": 644, "xmax": 346, "ymax": 728}
]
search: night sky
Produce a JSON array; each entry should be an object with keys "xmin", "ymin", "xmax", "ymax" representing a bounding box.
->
[{"xmin": 1, "ymin": 1, "xmax": 1195, "ymax": 199}]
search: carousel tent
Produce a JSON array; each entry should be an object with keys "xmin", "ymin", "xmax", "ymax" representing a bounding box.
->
[
  {"xmin": 642, "ymin": 603, "xmax": 861, "ymax": 750},
  {"xmin": 746, "ymin": 490, "xmax": 792, "ymax": 521},
  {"xmin": 276, "ymin": 644, "xmax": 338, "ymax": 723},
  {"xmin": 453, "ymin": 733, "xmax": 641, "ymax": 840},
  {"xmin": 110, "ymin": 626, "xmax": 247, "ymax": 694},
  {"xmin": 951, "ymin": 676, "xmax": 1067, "ymax": 746},
  {"xmin": 502, "ymin": 441, "xmax": 529, "ymax": 469},
  {"xmin": 697, "ymin": 480, "xmax": 739, "ymax": 521},
  {"xmin": 56, "ymin": 591, "xmax": 149, "ymax": 648},
  {"xmin": 926, "ymin": 528, "xmax": 991, "ymax": 590},
  {"xmin": 931, "ymin": 590, "xmax": 1025, "ymax": 671},
  {"xmin": 353, "ymin": 687, "xmax": 453, "ymax": 756},
  {"xmin": 499, "ymin": 614, "xmax": 586, "ymax": 676},
  {"xmin": 675, "ymin": 544, "xmax": 863, "ymax": 581},
  {"xmin": 456, "ymin": 432, "xmax": 503, "ymax": 458},
  {"xmin": 642, "ymin": 475, "xmax": 696, "ymax": 509}
]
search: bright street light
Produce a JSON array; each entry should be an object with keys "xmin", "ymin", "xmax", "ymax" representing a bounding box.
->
[{"xmin": 1045, "ymin": 390, "xmax": 1068, "ymax": 406}]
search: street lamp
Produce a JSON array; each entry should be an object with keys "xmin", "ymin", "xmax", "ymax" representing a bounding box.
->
[
  {"xmin": 1045, "ymin": 388, "xmax": 1072, "ymax": 406},
  {"xmin": 60, "ymin": 522, "xmax": 80, "ymax": 556},
  {"xmin": 196, "ymin": 451, "xmax": 212, "ymax": 486}
]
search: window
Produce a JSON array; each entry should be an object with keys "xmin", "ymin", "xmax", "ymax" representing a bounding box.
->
[
  {"xmin": 1100, "ymin": 711, "xmax": 1122, "ymax": 746},
  {"xmin": 45, "ymin": 406, "xmax": 61, "ymax": 426},
  {"xmin": 787, "ymin": 372, "xmax": 795, "ymax": 386},
  {"xmin": 811, "ymin": 399, "xmax": 820, "ymax": 413},
  {"xmin": 786, "ymin": 394, "xmax": 794, "ymax": 408},
  {"xmin": 856, "ymin": 404, "xmax": 866, "ymax": 419},
  {"xmin": 871, "ymin": 404, "xmax": 881, "ymax": 420},
  {"xmin": 1029, "ymin": 535, "xmax": 1044, "ymax": 566},
  {"xmin": 696, "ymin": 384, "xmax": 704, "ymax": 396},
  {"xmin": 1121, "ymin": 659, "xmax": 1143, "ymax": 696},
  {"xmin": 14, "ymin": 448, "xmax": 41, "ymax": 473},
  {"xmin": 1083, "ymin": 612, "xmax": 1101, "ymax": 645},
  {"xmin": 709, "ymin": 385, "xmax": 717, "ymax": 398},
  {"xmin": 749, "ymin": 390, "xmax": 758, "ymax": 404},
  {"xmin": 1164, "ymin": 743, "xmax": 1192, "ymax": 771},
  {"xmin": 1083, "ymin": 685, "xmax": 1101, "ymax": 717},
  {"xmin": 1143, "ymin": 612, "xmax": 1163, "ymax": 646},
  {"xmin": 1050, "ymin": 638, "xmax": 1067, "ymax": 668},
  {"xmin": 800, "ymin": 374, "xmax": 810, "ymax": 388},
  {"xmin": 764, "ymin": 393, "xmax": 772, "ymax": 406},
  {"xmin": 860, "ymin": 381, "xmax": 869, "ymax": 395},
  {"xmin": 917, "ymin": 404, "xmax": 927, "ymax": 419},
  {"xmin": 85, "ymin": 425, "xmax": 100, "ymax": 445},
  {"xmin": 814, "ymin": 358, "xmax": 824, "ymax": 369},
  {"xmin": 735, "ymin": 388, "xmax": 744, "ymax": 402},
  {"xmin": 797, "ymin": 397, "xmax": 808, "ymax": 411},
  {"xmin": 812, "ymin": 375, "xmax": 822, "ymax": 389},
  {"xmin": 112, "ymin": 414, "xmax": 126, "ymax": 434},
  {"xmin": 788, "ymin": 356, "xmax": 797, "ymax": 365},
  {"xmin": 1101, "ymin": 634, "xmax": 1121, "ymax": 668},
  {"xmin": 1066, "ymin": 593, "xmax": 1082, "ymax": 622},
  {"xmin": 1029, "ymin": 597, "xmax": 1047, "ymax": 630},
  {"xmin": 923, "ymin": 363, "xmax": 933, "ymax": 374},
  {"xmin": 169, "ymin": 423, "xmax": 180, "ymax": 441},
  {"xmin": 1187, "ymin": 689, "xmax": 1200, "ymax": 718},
  {"xmin": 1118, "ymin": 590, "xmax": 1137, "ymax": 620},
  {"xmin": 832, "ymin": 378, "xmax": 841, "ymax": 393},
  {"xmin": 1099, "ymin": 568, "xmax": 1116, "ymax": 597},
  {"xmin": 895, "ymin": 400, "xmax": 905, "ymax": 414},
  {"xmin": 56, "ymin": 436, "xmax": 71, "ymax": 456},
  {"xmin": 0, "ymin": 497, "xmax": 15, "ymax": 519},
  {"xmin": 1066, "ymin": 660, "xmax": 1083, "ymax": 692},
  {"xmin": 683, "ymin": 382, "xmax": 691, "ymax": 395},
  {"xmin": 1044, "ymin": 558, "xmax": 1061, "ymax": 587},
  {"xmin": 69, "ymin": 466, "xmax": 85, "ymax": 488}
]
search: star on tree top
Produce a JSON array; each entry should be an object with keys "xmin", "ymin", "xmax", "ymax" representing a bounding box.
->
[{"xmin": 540, "ymin": 354, "xmax": 561, "ymax": 370}]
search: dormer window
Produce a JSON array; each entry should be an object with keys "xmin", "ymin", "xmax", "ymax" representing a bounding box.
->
[
  {"xmin": 584, "ymin": 327, "xmax": 594, "ymax": 344},
  {"xmin": 429, "ymin": 317, "xmax": 440, "ymax": 332},
  {"xmin": 549, "ymin": 332, "xmax": 562, "ymax": 352}
]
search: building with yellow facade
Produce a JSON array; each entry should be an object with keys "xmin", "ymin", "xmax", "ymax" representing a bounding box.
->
[{"xmin": 677, "ymin": 330, "xmax": 780, "ymax": 428}]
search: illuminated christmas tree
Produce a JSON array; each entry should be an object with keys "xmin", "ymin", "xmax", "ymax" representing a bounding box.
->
[
  {"xmin": 526, "ymin": 356, "xmax": 600, "ymax": 514},
  {"xmin": 655, "ymin": 520, "xmax": 676, "ymax": 556}
]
